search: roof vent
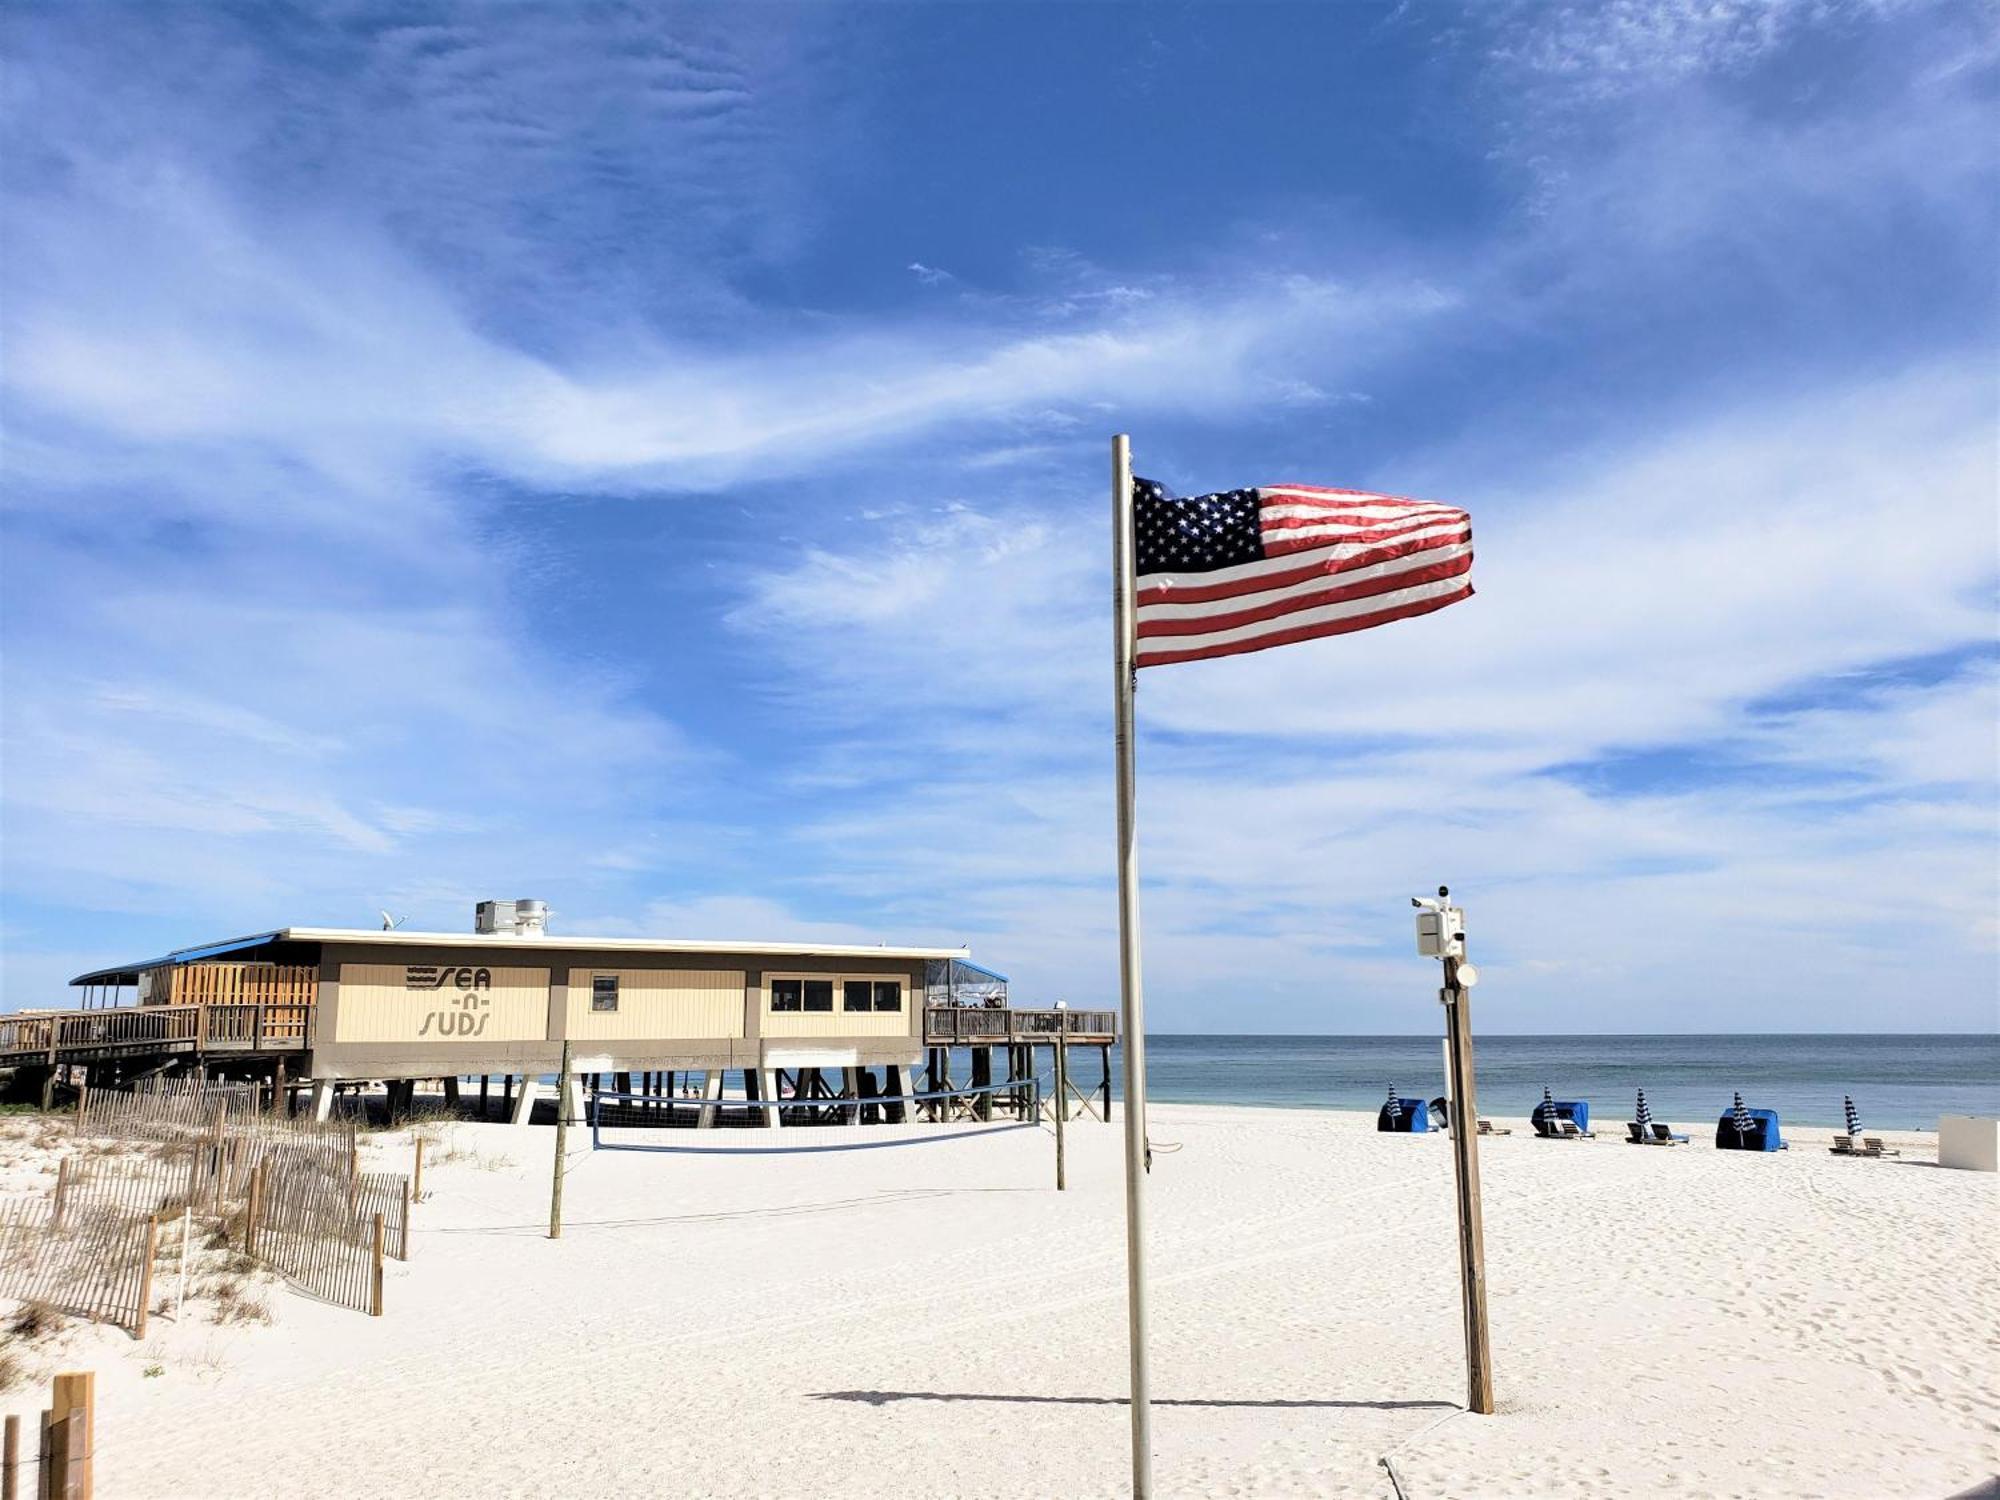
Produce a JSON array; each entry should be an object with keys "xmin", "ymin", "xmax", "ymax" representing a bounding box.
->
[{"xmin": 475, "ymin": 900, "xmax": 550, "ymax": 937}]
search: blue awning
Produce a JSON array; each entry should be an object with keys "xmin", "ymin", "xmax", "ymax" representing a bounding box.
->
[{"xmin": 70, "ymin": 931, "xmax": 287, "ymax": 987}]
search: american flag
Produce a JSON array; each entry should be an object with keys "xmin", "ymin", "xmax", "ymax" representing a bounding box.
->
[{"xmin": 1132, "ymin": 479, "xmax": 1473, "ymax": 668}]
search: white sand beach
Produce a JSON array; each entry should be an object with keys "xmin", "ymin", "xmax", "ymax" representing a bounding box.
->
[{"xmin": 3, "ymin": 1103, "xmax": 1995, "ymax": 1499}]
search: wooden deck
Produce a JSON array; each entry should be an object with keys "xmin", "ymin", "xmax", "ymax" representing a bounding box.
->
[{"xmin": 0, "ymin": 1000, "xmax": 315, "ymax": 1067}]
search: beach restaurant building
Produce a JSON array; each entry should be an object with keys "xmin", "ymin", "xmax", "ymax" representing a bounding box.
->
[{"xmin": 8, "ymin": 902, "xmax": 1033, "ymax": 1122}]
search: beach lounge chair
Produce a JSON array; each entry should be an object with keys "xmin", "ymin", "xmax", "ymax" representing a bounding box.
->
[
  {"xmin": 1859, "ymin": 1137, "xmax": 1900, "ymax": 1158},
  {"xmin": 1475, "ymin": 1118, "xmax": 1511, "ymax": 1136},
  {"xmin": 1626, "ymin": 1121, "xmax": 1645, "ymax": 1143},
  {"xmin": 1554, "ymin": 1118, "xmax": 1593, "ymax": 1140},
  {"xmin": 1649, "ymin": 1122, "xmax": 1688, "ymax": 1145},
  {"xmin": 1830, "ymin": 1134, "xmax": 1854, "ymax": 1155}
]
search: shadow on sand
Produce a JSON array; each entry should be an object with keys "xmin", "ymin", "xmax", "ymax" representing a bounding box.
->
[{"xmin": 812, "ymin": 1390, "xmax": 1457, "ymax": 1413}]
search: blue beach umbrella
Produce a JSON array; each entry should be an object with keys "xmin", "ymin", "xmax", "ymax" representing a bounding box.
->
[
  {"xmin": 1731, "ymin": 1091, "xmax": 1756, "ymax": 1138},
  {"xmin": 1843, "ymin": 1095, "xmax": 1863, "ymax": 1138},
  {"xmin": 1635, "ymin": 1089, "xmax": 1653, "ymax": 1129}
]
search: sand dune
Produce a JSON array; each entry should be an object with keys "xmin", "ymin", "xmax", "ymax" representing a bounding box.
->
[{"xmin": 3, "ymin": 1104, "xmax": 1994, "ymax": 1497}]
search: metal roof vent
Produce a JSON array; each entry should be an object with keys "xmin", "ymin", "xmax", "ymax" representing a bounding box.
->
[{"xmin": 475, "ymin": 900, "xmax": 550, "ymax": 936}]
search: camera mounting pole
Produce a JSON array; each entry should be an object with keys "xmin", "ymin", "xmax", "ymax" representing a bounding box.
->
[{"xmin": 1414, "ymin": 884, "xmax": 1495, "ymax": 1415}]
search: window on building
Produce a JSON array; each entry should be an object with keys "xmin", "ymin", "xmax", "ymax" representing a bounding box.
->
[
  {"xmin": 843, "ymin": 980, "xmax": 872, "ymax": 1013},
  {"xmin": 802, "ymin": 979, "xmax": 833, "ymax": 1012},
  {"xmin": 873, "ymin": 981, "xmax": 902, "ymax": 1013},
  {"xmin": 592, "ymin": 975, "xmax": 619, "ymax": 1013},
  {"xmin": 771, "ymin": 978, "xmax": 803, "ymax": 1012}
]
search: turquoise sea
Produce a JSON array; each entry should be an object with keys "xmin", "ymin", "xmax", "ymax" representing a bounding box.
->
[{"xmin": 1100, "ymin": 1033, "xmax": 2000, "ymax": 1131}]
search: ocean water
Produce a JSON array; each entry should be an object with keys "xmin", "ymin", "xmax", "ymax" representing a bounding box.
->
[{"xmin": 1111, "ymin": 1034, "xmax": 2000, "ymax": 1131}]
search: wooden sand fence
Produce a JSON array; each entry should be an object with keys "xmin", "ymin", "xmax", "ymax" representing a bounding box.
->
[
  {"xmin": 253, "ymin": 1157, "xmax": 406, "ymax": 1315},
  {"xmin": 0, "ymin": 1195, "xmax": 156, "ymax": 1338},
  {"xmin": 76, "ymin": 1082, "xmax": 259, "ymax": 1146},
  {"xmin": 0, "ymin": 1083, "xmax": 410, "ymax": 1332}
]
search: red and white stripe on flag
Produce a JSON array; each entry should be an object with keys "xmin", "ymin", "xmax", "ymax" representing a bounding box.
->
[{"xmin": 1135, "ymin": 484, "xmax": 1473, "ymax": 668}]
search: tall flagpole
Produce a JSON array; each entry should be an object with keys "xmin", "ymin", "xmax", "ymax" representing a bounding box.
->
[{"xmin": 1110, "ymin": 432, "xmax": 1155, "ymax": 1498}]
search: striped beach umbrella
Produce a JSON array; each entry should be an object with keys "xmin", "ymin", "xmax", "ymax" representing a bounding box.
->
[
  {"xmin": 1635, "ymin": 1088, "xmax": 1653, "ymax": 1129},
  {"xmin": 1731, "ymin": 1090, "xmax": 1756, "ymax": 1138},
  {"xmin": 1843, "ymin": 1095, "xmax": 1863, "ymax": 1138},
  {"xmin": 1385, "ymin": 1084, "xmax": 1403, "ymax": 1122}
]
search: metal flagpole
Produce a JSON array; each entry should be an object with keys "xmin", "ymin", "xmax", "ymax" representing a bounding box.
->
[{"xmin": 1110, "ymin": 432, "xmax": 1155, "ymax": 1497}]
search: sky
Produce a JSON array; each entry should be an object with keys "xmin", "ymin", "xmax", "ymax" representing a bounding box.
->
[{"xmin": 1, "ymin": 1, "xmax": 1995, "ymax": 1033}]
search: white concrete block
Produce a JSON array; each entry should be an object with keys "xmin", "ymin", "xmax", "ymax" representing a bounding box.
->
[{"xmin": 1937, "ymin": 1114, "xmax": 1999, "ymax": 1172}]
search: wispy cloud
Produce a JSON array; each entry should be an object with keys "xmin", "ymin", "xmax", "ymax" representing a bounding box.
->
[{"xmin": 0, "ymin": 0, "xmax": 1990, "ymax": 1032}]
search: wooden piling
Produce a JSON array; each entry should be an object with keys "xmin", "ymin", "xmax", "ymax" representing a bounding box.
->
[
  {"xmin": 971, "ymin": 1047, "xmax": 992, "ymax": 1120},
  {"xmin": 3, "ymin": 1412, "xmax": 18, "ymax": 1500},
  {"xmin": 480, "ymin": 1074, "xmax": 490, "ymax": 1119},
  {"xmin": 51, "ymin": 1160, "xmax": 69, "ymax": 1233},
  {"xmin": 370, "ymin": 1212, "xmax": 385, "ymax": 1316},
  {"xmin": 412, "ymin": 1136, "xmax": 425, "ymax": 1202},
  {"xmin": 399, "ymin": 1177, "xmax": 412, "ymax": 1260}
]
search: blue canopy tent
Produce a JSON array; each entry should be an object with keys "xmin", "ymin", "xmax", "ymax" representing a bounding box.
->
[
  {"xmin": 1377, "ymin": 1085, "xmax": 1430, "ymax": 1134},
  {"xmin": 1532, "ymin": 1087, "xmax": 1591, "ymax": 1136},
  {"xmin": 1716, "ymin": 1090, "xmax": 1784, "ymax": 1151}
]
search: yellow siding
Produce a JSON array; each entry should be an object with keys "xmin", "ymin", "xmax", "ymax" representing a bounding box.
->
[
  {"xmin": 761, "ymin": 974, "xmax": 918, "ymax": 1040},
  {"xmin": 564, "ymin": 968, "xmax": 745, "ymax": 1041},
  {"xmin": 334, "ymin": 963, "xmax": 549, "ymax": 1044}
]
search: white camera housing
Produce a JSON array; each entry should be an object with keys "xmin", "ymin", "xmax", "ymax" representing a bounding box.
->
[{"xmin": 1415, "ymin": 904, "xmax": 1466, "ymax": 960}]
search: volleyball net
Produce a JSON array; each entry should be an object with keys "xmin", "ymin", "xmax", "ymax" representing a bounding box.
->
[{"xmin": 588, "ymin": 1075, "xmax": 1042, "ymax": 1154}]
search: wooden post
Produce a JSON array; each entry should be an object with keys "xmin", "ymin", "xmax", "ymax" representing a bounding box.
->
[
  {"xmin": 412, "ymin": 1137, "xmax": 424, "ymax": 1202},
  {"xmin": 37, "ymin": 1411, "xmax": 55, "ymax": 1500},
  {"xmin": 39, "ymin": 1416, "xmax": 62, "ymax": 1500},
  {"xmin": 370, "ymin": 1212, "xmax": 385, "ymax": 1316},
  {"xmin": 399, "ymin": 1178, "xmax": 412, "ymax": 1260},
  {"xmin": 1054, "ymin": 1034, "xmax": 1069, "ymax": 1192},
  {"xmin": 49, "ymin": 1374, "xmax": 91, "ymax": 1500},
  {"xmin": 243, "ymin": 1165, "xmax": 261, "ymax": 1259},
  {"xmin": 2, "ymin": 1412, "xmax": 18, "ymax": 1500},
  {"xmin": 479, "ymin": 1074, "xmax": 490, "ymax": 1119},
  {"xmin": 549, "ymin": 1040, "xmax": 572, "ymax": 1240},
  {"xmin": 1442, "ymin": 953, "xmax": 1495, "ymax": 1415},
  {"xmin": 272, "ymin": 1057, "xmax": 286, "ymax": 1115},
  {"xmin": 134, "ymin": 1216, "xmax": 159, "ymax": 1340},
  {"xmin": 51, "ymin": 1160, "xmax": 69, "ymax": 1232},
  {"xmin": 73, "ymin": 1083, "xmax": 87, "ymax": 1133}
]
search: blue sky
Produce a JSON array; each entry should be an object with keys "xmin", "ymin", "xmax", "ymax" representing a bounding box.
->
[{"xmin": 2, "ymin": 1, "xmax": 1995, "ymax": 1032}]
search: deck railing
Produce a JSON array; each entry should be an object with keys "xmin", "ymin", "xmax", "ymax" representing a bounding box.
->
[
  {"xmin": 923, "ymin": 1007, "xmax": 1117, "ymax": 1043},
  {"xmin": 0, "ymin": 1000, "xmax": 315, "ymax": 1063}
]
